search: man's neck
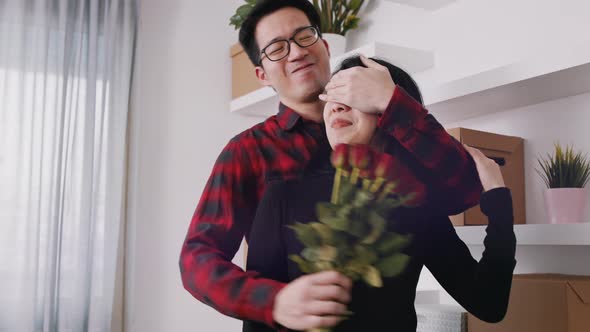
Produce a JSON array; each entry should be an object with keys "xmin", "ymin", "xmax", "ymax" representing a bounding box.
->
[{"xmin": 282, "ymin": 99, "xmax": 325, "ymax": 123}]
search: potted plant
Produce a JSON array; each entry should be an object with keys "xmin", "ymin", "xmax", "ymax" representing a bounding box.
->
[
  {"xmin": 229, "ymin": 0, "xmax": 367, "ymax": 56},
  {"xmin": 537, "ymin": 143, "xmax": 590, "ymax": 224}
]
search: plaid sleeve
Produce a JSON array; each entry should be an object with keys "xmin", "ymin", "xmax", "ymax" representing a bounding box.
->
[
  {"xmin": 377, "ymin": 87, "xmax": 483, "ymax": 215},
  {"xmin": 179, "ymin": 138, "xmax": 286, "ymax": 327}
]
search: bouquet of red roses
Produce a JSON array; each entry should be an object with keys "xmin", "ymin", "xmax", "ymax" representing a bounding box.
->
[{"xmin": 288, "ymin": 144, "xmax": 426, "ymax": 330}]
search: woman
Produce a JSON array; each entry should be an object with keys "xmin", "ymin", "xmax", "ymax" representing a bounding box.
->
[{"xmin": 244, "ymin": 56, "xmax": 517, "ymax": 332}]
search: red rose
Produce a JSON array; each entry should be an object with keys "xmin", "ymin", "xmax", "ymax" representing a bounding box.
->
[
  {"xmin": 349, "ymin": 145, "xmax": 372, "ymax": 170},
  {"xmin": 331, "ymin": 144, "xmax": 350, "ymax": 169}
]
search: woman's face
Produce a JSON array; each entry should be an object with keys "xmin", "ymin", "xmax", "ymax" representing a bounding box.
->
[{"xmin": 323, "ymin": 101, "xmax": 379, "ymax": 149}]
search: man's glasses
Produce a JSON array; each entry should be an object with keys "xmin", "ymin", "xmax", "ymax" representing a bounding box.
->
[{"xmin": 259, "ymin": 26, "xmax": 320, "ymax": 65}]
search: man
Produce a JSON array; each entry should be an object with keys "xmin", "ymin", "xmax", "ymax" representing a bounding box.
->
[{"xmin": 179, "ymin": 0, "xmax": 482, "ymax": 330}]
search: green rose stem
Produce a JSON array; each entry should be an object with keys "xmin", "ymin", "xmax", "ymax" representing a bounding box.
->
[
  {"xmin": 362, "ymin": 178, "xmax": 372, "ymax": 191},
  {"xmin": 370, "ymin": 177, "xmax": 385, "ymax": 193},
  {"xmin": 350, "ymin": 167, "xmax": 360, "ymax": 185},
  {"xmin": 378, "ymin": 181, "xmax": 397, "ymax": 200},
  {"xmin": 332, "ymin": 167, "xmax": 343, "ymax": 204}
]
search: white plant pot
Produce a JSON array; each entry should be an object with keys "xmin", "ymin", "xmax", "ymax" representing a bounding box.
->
[
  {"xmin": 543, "ymin": 188, "xmax": 588, "ymax": 224},
  {"xmin": 322, "ymin": 33, "xmax": 346, "ymax": 57}
]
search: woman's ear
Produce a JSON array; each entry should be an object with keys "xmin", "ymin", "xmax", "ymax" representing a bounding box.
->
[{"xmin": 255, "ymin": 66, "xmax": 272, "ymax": 87}]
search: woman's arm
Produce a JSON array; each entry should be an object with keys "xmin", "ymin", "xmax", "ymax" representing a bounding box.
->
[
  {"xmin": 423, "ymin": 188, "xmax": 516, "ymax": 322},
  {"xmin": 423, "ymin": 146, "xmax": 517, "ymax": 322}
]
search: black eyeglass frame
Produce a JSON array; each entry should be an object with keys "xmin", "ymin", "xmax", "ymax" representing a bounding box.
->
[{"xmin": 258, "ymin": 25, "xmax": 321, "ymax": 65}]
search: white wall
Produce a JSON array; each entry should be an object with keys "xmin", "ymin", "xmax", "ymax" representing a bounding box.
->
[
  {"xmin": 428, "ymin": 92, "xmax": 590, "ymax": 304},
  {"xmin": 349, "ymin": 0, "xmax": 590, "ymax": 83},
  {"xmin": 125, "ymin": 1, "xmax": 258, "ymax": 332},
  {"xmin": 349, "ymin": 0, "xmax": 590, "ymax": 302},
  {"xmin": 127, "ymin": 0, "xmax": 590, "ymax": 330}
]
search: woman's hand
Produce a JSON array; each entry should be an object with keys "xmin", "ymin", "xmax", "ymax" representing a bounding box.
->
[
  {"xmin": 464, "ymin": 144, "xmax": 506, "ymax": 192},
  {"xmin": 272, "ymin": 270, "xmax": 352, "ymax": 330}
]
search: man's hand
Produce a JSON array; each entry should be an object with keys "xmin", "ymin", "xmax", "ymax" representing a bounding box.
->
[
  {"xmin": 319, "ymin": 55, "xmax": 395, "ymax": 114},
  {"xmin": 464, "ymin": 144, "xmax": 506, "ymax": 192},
  {"xmin": 273, "ymin": 270, "xmax": 353, "ymax": 330}
]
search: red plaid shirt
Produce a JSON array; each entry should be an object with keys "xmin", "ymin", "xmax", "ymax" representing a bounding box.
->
[{"xmin": 179, "ymin": 87, "xmax": 482, "ymax": 327}]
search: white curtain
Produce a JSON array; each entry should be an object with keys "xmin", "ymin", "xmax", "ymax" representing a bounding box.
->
[{"xmin": 0, "ymin": 0, "xmax": 137, "ymax": 331}]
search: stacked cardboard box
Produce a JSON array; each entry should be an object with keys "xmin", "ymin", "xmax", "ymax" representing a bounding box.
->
[
  {"xmin": 468, "ymin": 274, "xmax": 590, "ymax": 332},
  {"xmin": 231, "ymin": 43, "xmax": 261, "ymax": 99},
  {"xmin": 446, "ymin": 128, "xmax": 525, "ymax": 226}
]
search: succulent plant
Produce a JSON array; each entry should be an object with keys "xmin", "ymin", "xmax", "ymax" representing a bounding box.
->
[{"xmin": 537, "ymin": 143, "xmax": 590, "ymax": 188}]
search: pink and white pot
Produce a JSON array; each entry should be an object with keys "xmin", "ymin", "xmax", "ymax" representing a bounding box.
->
[{"xmin": 543, "ymin": 188, "xmax": 588, "ymax": 224}]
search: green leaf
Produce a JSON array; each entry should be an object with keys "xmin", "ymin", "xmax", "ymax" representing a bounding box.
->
[
  {"xmin": 321, "ymin": 215, "xmax": 351, "ymax": 231},
  {"xmin": 302, "ymin": 245, "xmax": 337, "ymax": 262},
  {"xmin": 310, "ymin": 222, "xmax": 333, "ymax": 244},
  {"xmin": 376, "ymin": 232, "xmax": 411, "ymax": 256},
  {"xmin": 331, "ymin": 230, "xmax": 352, "ymax": 248},
  {"xmin": 349, "ymin": 0, "xmax": 363, "ymax": 11},
  {"xmin": 229, "ymin": 14, "xmax": 242, "ymax": 29},
  {"xmin": 343, "ymin": 257, "xmax": 368, "ymax": 277},
  {"xmin": 362, "ymin": 265, "xmax": 383, "ymax": 287},
  {"xmin": 317, "ymin": 202, "xmax": 336, "ymax": 220},
  {"xmin": 347, "ymin": 215, "xmax": 370, "ymax": 238},
  {"xmin": 301, "ymin": 247, "xmax": 318, "ymax": 261},
  {"xmin": 354, "ymin": 244, "xmax": 378, "ymax": 265},
  {"xmin": 378, "ymin": 197, "xmax": 403, "ymax": 211},
  {"xmin": 336, "ymin": 203, "xmax": 354, "ymax": 219},
  {"xmin": 376, "ymin": 254, "xmax": 410, "ymax": 278},
  {"xmin": 353, "ymin": 189, "xmax": 373, "ymax": 207},
  {"xmin": 314, "ymin": 261, "xmax": 335, "ymax": 271},
  {"xmin": 536, "ymin": 142, "xmax": 590, "ymax": 188},
  {"xmin": 317, "ymin": 245, "xmax": 338, "ymax": 261},
  {"xmin": 361, "ymin": 211, "xmax": 387, "ymax": 244},
  {"xmin": 289, "ymin": 255, "xmax": 317, "ymax": 273},
  {"xmin": 236, "ymin": 4, "xmax": 253, "ymax": 18},
  {"xmin": 339, "ymin": 182, "xmax": 357, "ymax": 204},
  {"xmin": 342, "ymin": 17, "xmax": 360, "ymax": 35},
  {"xmin": 288, "ymin": 222, "xmax": 321, "ymax": 247}
]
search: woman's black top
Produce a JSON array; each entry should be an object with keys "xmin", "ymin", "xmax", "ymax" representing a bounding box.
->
[{"xmin": 244, "ymin": 159, "xmax": 516, "ymax": 332}]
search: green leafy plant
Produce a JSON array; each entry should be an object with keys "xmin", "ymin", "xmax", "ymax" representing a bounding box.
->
[
  {"xmin": 288, "ymin": 145, "xmax": 424, "ymax": 332},
  {"xmin": 229, "ymin": 0, "xmax": 367, "ymax": 36},
  {"xmin": 229, "ymin": 0, "xmax": 259, "ymax": 30},
  {"xmin": 536, "ymin": 143, "xmax": 590, "ymax": 188},
  {"xmin": 312, "ymin": 0, "xmax": 366, "ymax": 35}
]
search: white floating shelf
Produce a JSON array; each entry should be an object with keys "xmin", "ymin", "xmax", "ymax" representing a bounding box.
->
[
  {"xmin": 232, "ymin": 41, "xmax": 590, "ymax": 123},
  {"xmin": 230, "ymin": 42, "xmax": 434, "ymax": 117},
  {"xmin": 384, "ymin": 0, "xmax": 457, "ymax": 11},
  {"xmin": 330, "ymin": 42, "xmax": 435, "ymax": 74},
  {"xmin": 455, "ymin": 223, "xmax": 590, "ymax": 246},
  {"xmin": 230, "ymin": 86, "xmax": 278, "ymax": 117},
  {"xmin": 424, "ymin": 42, "xmax": 590, "ymax": 125}
]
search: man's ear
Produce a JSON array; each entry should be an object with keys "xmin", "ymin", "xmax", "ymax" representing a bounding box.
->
[
  {"xmin": 322, "ymin": 38, "xmax": 331, "ymax": 58},
  {"xmin": 255, "ymin": 66, "xmax": 272, "ymax": 87}
]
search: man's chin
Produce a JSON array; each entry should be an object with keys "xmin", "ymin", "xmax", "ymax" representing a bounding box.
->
[{"xmin": 300, "ymin": 88, "xmax": 325, "ymax": 103}]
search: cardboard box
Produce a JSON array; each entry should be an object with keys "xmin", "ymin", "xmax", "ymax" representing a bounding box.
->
[
  {"xmin": 468, "ymin": 274, "xmax": 590, "ymax": 332},
  {"xmin": 446, "ymin": 128, "xmax": 525, "ymax": 226},
  {"xmin": 231, "ymin": 43, "xmax": 261, "ymax": 99}
]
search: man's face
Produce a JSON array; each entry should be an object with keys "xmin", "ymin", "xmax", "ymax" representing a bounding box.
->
[
  {"xmin": 255, "ymin": 7, "xmax": 331, "ymax": 104},
  {"xmin": 323, "ymin": 101, "xmax": 379, "ymax": 149}
]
